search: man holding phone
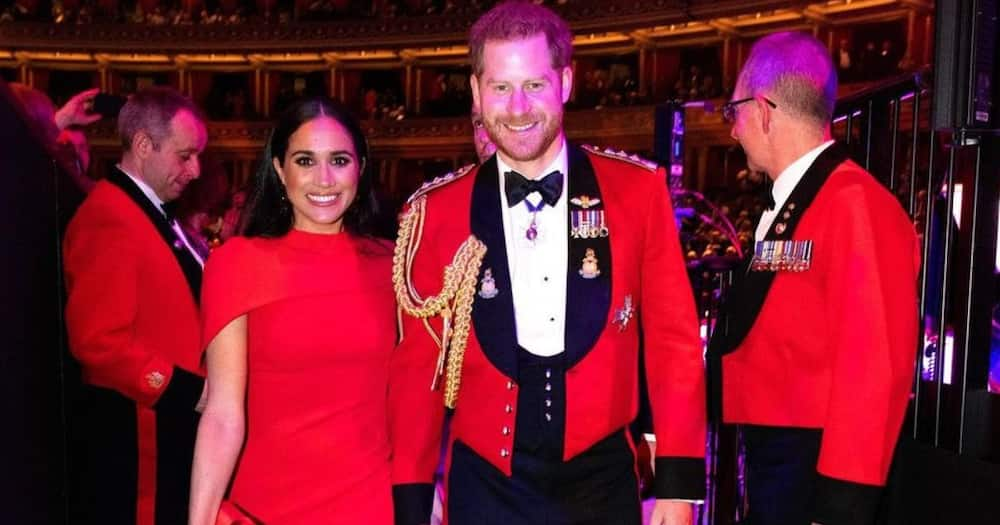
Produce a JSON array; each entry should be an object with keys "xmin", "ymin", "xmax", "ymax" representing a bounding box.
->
[{"xmin": 90, "ymin": 92, "xmax": 128, "ymax": 119}]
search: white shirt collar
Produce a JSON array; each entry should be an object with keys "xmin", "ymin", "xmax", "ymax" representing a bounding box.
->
[
  {"xmin": 496, "ymin": 139, "xmax": 569, "ymax": 191},
  {"xmin": 117, "ymin": 164, "xmax": 167, "ymax": 217},
  {"xmin": 769, "ymin": 140, "xmax": 835, "ymax": 210},
  {"xmin": 494, "ymin": 140, "xmax": 569, "ymax": 357}
]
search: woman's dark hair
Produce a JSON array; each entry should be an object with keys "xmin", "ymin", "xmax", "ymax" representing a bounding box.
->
[{"xmin": 242, "ymin": 96, "xmax": 378, "ymax": 238}]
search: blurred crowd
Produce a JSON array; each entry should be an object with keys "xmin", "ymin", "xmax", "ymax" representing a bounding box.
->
[
  {"xmin": 833, "ymin": 37, "xmax": 908, "ymax": 82},
  {"xmin": 0, "ymin": 0, "xmax": 574, "ymax": 24},
  {"xmin": 8, "ymin": 82, "xmax": 248, "ymax": 250},
  {"xmin": 676, "ymin": 168, "xmax": 767, "ymax": 265},
  {"xmin": 573, "ymin": 69, "xmax": 648, "ymax": 110}
]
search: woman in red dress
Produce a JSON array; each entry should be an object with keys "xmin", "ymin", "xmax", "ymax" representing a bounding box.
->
[{"xmin": 189, "ymin": 97, "xmax": 395, "ymax": 525}]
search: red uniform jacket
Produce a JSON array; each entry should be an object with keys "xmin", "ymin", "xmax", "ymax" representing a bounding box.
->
[
  {"xmin": 709, "ymin": 145, "xmax": 919, "ymax": 520},
  {"xmin": 389, "ymin": 145, "xmax": 706, "ymax": 518},
  {"xmin": 64, "ymin": 168, "xmax": 205, "ymax": 525}
]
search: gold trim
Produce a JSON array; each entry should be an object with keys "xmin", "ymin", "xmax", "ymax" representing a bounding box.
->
[{"xmin": 393, "ymin": 196, "xmax": 486, "ymax": 408}]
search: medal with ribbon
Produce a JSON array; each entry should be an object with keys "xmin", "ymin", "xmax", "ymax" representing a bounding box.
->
[
  {"xmin": 750, "ymin": 239, "xmax": 813, "ymax": 272},
  {"xmin": 570, "ymin": 195, "xmax": 609, "ymax": 239}
]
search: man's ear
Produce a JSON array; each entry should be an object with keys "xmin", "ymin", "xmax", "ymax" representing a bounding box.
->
[
  {"xmin": 470, "ymin": 74, "xmax": 481, "ymax": 111},
  {"xmin": 756, "ymin": 96, "xmax": 773, "ymax": 135},
  {"xmin": 560, "ymin": 66, "xmax": 574, "ymax": 105},
  {"xmin": 133, "ymin": 131, "xmax": 153, "ymax": 159}
]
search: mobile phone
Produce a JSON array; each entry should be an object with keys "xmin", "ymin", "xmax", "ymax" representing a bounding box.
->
[{"xmin": 91, "ymin": 93, "xmax": 127, "ymax": 118}]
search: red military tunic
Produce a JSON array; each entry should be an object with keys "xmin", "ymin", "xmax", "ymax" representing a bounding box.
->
[
  {"xmin": 389, "ymin": 145, "xmax": 706, "ymax": 522},
  {"xmin": 64, "ymin": 167, "xmax": 205, "ymax": 525},
  {"xmin": 710, "ymin": 146, "xmax": 919, "ymax": 522}
]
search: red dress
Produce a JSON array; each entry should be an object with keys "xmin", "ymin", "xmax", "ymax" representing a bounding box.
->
[{"xmin": 201, "ymin": 229, "xmax": 395, "ymax": 524}]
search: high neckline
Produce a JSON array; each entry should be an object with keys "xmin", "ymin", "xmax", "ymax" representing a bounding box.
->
[{"xmin": 282, "ymin": 228, "xmax": 352, "ymax": 251}]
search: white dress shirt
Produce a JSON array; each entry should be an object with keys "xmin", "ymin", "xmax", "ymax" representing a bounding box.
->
[
  {"xmin": 497, "ymin": 142, "xmax": 569, "ymax": 356},
  {"xmin": 755, "ymin": 140, "xmax": 835, "ymax": 242},
  {"xmin": 119, "ymin": 165, "xmax": 205, "ymax": 267}
]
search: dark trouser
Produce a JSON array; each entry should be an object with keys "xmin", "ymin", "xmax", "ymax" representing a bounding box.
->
[
  {"xmin": 447, "ymin": 349, "xmax": 641, "ymax": 525},
  {"xmin": 742, "ymin": 424, "xmax": 822, "ymax": 525},
  {"xmin": 69, "ymin": 385, "xmax": 197, "ymax": 525}
]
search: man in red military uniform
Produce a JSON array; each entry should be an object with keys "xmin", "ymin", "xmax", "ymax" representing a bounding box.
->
[
  {"xmin": 707, "ymin": 32, "xmax": 919, "ymax": 525},
  {"xmin": 390, "ymin": 3, "xmax": 705, "ymax": 525},
  {"xmin": 64, "ymin": 87, "xmax": 208, "ymax": 525}
]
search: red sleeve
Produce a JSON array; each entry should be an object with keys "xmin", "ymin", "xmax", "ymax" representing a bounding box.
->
[
  {"xmin": 817, "ymin": 184, "xmax": 919, "ymax": 486},
  {"xmin": 387, "ymin": 202, "xmax": 447, "ymax": 522},
  {"xmin": 640, "ymin": 168, "xmax": 708, "ymax": 499},
  {"xmin": 64, "ymin": 211, "xmax": 186, "ymax": 408}
]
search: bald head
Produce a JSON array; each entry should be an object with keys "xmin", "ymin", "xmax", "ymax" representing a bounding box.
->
[{"xmin": 736, "ymin": 32, "xmax": 838, "ymax": 126}]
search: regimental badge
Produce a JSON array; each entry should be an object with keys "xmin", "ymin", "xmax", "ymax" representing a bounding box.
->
[
  {"xmin": 750, "ymin": 239, "xmax": 813, "ymax": 272},
  {"xmin": 613, "ymin": 294, "xmax": 635, "ymax": 332},
  {"xmin": 773, "ymin": 202, "xmax": 797, "ymax": 237},
  {"xmin": 478, "ymin": 268, "xmax": 499, "ymax": 299},
  {"xmin": 579, "ymin": 248, "xmax": 601, "ymax": 279},
  {"xmin": 145, "ymin": 371, "xmax": 166, "ymax": 390}
]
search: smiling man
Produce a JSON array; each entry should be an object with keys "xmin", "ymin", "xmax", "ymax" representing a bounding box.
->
[
  {"xmin": 64, "ymin": 87, "xmax": 209, "ymax": 525},
  {"xmin": 389, "ymin": 3, "xmax": 705, "ymax": 525}
]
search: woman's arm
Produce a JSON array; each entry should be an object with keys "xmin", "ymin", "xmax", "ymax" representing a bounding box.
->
[{"xmin": 189, "ymin": 315, "xmax": 249, "ymax": 525}]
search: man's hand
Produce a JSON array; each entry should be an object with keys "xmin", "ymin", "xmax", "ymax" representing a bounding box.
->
[
  {"xmin": 649, "ymin": 499, "xmax": 693, "ymax": 525},
  {"xmin": 54, "ymin": 88, "xmax": 101, "ymax": 130}
]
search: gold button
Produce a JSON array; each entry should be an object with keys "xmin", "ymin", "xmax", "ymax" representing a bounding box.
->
[
  {"xmin": 145, "ymin": 371, "xmax": 165, "ymax": 389},
  {"xmin": 500, "ymin": 448, "xmax": 510, "ymax": 457},
  {"xmin": 505, "ymin": 404, "xmax": 513, "ymax": 413},
  {"xmin": 506, "ymin": 380, "xmax": 515, "ymax": 390},
  {"xmin": 502, "ymin": 426, "xmax": 510, "ymax": 435}
]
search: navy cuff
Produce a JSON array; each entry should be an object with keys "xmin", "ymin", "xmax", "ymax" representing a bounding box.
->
[
  {"xmin": 812, "ymin": 473, "xmax": 883, "ymax": 525},
  {"xmin": 152, "ymin": 366, "xmax": 204, "ymax": 413},
  {"xmin": 653, "ymin": 457, "xmax": 706, "ymax": 500},
  {"xmin": 393, "ymin": 483, "xmax": 434, "ymax": 525}
]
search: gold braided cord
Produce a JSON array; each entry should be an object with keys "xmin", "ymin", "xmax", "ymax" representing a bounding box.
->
[
  {"xmin": 441, "ymin": 240, "xmax": 484, "ymax": 407},
  {"xmin": 392, "ymin": 196, "xmax": 487, "ymax": 408}
]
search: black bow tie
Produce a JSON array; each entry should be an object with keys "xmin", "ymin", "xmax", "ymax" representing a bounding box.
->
[
  {"xmin": 161, "ymin": 202, "xmax": 178, "ymax": 221},
  {"xmin": 504, "ymin": 170, "xmax": 563, "ymax": 207},
  {"xmin": 760, "ymin": 177, "xmax": 776, "ymax": 211}
]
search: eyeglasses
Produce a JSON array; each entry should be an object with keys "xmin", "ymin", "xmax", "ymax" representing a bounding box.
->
[{"xmin": 721, "ymin": 96, "xmax": 777, "ymax": 123}]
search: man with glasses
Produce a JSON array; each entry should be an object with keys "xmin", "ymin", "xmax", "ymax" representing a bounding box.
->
[{"xmin": 708, "ymin": 32, "xmax": 919, "ymax": 525}]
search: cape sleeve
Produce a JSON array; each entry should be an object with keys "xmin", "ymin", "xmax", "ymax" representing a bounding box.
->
[{"xmin": 200, "ymin": 237, "xmax": 280, "ymax": 350}]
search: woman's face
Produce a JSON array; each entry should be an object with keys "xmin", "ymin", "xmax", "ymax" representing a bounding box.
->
[{"xmin": 273, "ymin": 116, "xmax": 361, "ymax": 235}]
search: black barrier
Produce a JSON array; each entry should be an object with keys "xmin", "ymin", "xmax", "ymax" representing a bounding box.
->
[{"xmin": 0, "ymin": 80, "xmax": 72, "ymax": 524}]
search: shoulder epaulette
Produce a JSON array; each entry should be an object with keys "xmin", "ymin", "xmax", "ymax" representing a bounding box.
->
[
  {"xmin": 407, "ymin": 163, "xmax": 477, "ymax": 204},
  {"xmin": 581, "ymin": 144, "xmax": 658, "ymax": 172}
]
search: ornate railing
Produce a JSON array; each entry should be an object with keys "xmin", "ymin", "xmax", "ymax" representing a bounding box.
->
[{"xmin": 0, "ymin": 1, "xmax": 787, "ymax": 51}]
